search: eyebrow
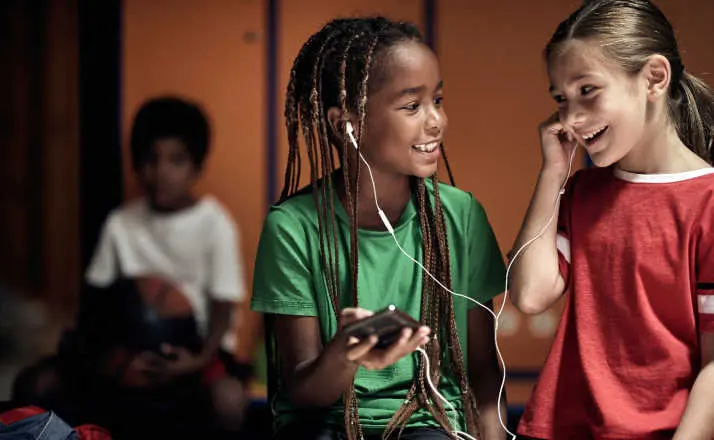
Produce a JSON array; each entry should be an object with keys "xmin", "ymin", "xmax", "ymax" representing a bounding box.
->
[
  {"xmin": 549, "ymin": 74, "xmax": 595, "ymax": 93},
  {"xmin": 397, "ymin": 80, "xmax": 444, "ymax": 97}
]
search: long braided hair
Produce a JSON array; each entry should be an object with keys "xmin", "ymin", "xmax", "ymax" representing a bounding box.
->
[{"xmin": 281, "ymin": 17, "xmax": 479, "ymax": 439}]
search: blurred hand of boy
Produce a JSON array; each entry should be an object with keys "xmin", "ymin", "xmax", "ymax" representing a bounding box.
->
[{"xmin": 157, "ymin": 343, "xmax": 208, "ymax": 377}]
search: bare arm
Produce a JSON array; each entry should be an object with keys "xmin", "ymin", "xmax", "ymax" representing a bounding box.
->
[
  {"xmin": 157, "ymin": 299, "xmax": 235, "ymax": 377},
  {"xmin": 673, "ymin": 332, "xmax": 714, "ymax": 439},
  {"xmin": 509, "ymin": 168, "xmax": 567, "ymax": 315},
  {"xmin": 201, "ymin": 299, "xmax": 234, "ymax": 360},
  {"xmin": 274, "ymin": 309, "xmax": 430, "ymax": 408},
  {"xmin": 510, "ymin": 114, "xmax": 575, "ymax": 315},
  {"xmin": 274, "ymin": 315, "xmax": 359, "ymax": 407},
  {"xmin": 468, "ymin": 304, "xmax": 506, "ymax": 440}
]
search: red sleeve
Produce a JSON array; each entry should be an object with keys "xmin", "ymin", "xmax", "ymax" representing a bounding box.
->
[{"xmin": 695, "ymin": 205, "xmax": 714, "ymax": 334}]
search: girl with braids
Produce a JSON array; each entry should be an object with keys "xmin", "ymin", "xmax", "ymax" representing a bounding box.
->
[
  {"xmin": 251, "ymin": 16, "xmax": 507, "ymax": 440},
  {"xmin": 510, "ymin": 1, "xmax": 714, "ymax": 438}
]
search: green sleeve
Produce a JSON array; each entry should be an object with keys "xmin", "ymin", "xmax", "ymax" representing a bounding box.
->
[
  {"xmin": 251, "ymin": 207, "xmax": 319, "ymax": 316},
  {"xmin": 468, "ymin": 197, "xmax": 507, "ymax": 305}
]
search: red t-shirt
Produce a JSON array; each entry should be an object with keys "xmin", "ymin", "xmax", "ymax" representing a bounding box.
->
[{"xmin": 518, "ymin": 166, "xmax": 714, "ymax": 440}]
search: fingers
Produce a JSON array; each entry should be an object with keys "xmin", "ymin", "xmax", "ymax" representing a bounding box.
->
[
  {"xmin": 539, "ymin": 112, "xmax": 579, "ymax": 168},
  {"xmin": 135, "ymin": 351, "xmax": 166, "ymax": 373},
  {"xmin": 160, "ymin": 344, "xmax": 190, "ymax": 361},
  {"xmin": 345, "ymin": 334, "xmax": 378, "ymax": 362},
  {"xmin": 335, "ymin": 307, "xmax": 432, "ymax": 370},
  {"xmin": 359, "ymin": 326, "xmax": 431, "ymax": 370},
  {"xmin": 411, "ymin": 326, "xmax": 431, "ymax": 347},
  {"xmin": 542, "ymin": 112, "xmax": 579, "ymax": 146},
  {"xmin": 340, "ymin": 307, "xmax": 374, "ymax": 327},
  {"xmin": 540, "ymin": 113, "xmax": 565, "ymax": 136},
  {"xmin": 557, "ymin": 127, "xmax": 577, "ymax": 144}
]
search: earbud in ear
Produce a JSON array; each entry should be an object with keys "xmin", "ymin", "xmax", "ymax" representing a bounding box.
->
[{"xmin": 345, "ymin": 121, "xmax": 359, "ymax": 150}]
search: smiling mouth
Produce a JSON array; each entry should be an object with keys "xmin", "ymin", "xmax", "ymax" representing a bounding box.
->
[
  {"xmin": 582, "ymin": 125, "xmax": 608, "ymax": 145},
  {"xmin": 412, "ymin": 141, "xmax": 440, "ymax": 153}
]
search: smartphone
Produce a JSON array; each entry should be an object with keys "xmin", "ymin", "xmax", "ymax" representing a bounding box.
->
[{"xmin": 342, "ymin": 305, "xmax": 422, "ymax": 349}]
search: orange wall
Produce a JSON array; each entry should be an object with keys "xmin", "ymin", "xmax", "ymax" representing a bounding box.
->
[
  {"xmin": 436, "ymin": 1, "xmax": 586, "ymax": 404},
  {"xmin": 122, "ymin": 0, "xmax": 714, "ymax": 399},
  {"xmin": 122, "ymin": 0, "xmax": 266, "ymax": 359}
]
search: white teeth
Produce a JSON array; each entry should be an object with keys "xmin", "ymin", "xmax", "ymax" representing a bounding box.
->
[
  {"xmin": 413, "ymin": 142, "xmax": 439, "ymax": 153},
  {"xmin": 583, "ymin": 126, "xmax": 607, "ymax": 140}
]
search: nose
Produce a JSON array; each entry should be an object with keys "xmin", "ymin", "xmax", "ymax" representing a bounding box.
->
[
  {"xmin": 425, "ymin": 105, "xmax": 445, "ymax": 135},
  {"xmin": 560, "ymin": 103, "xmax": 586, "ymax": 130},
  {"xmin": 155, "ymin": 157, "xmax": 172, "ymax": 176}
]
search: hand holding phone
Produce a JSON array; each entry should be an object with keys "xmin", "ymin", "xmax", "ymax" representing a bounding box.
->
[
  {"xmin": 342, "ymin": 305, "xmax": 422, "ymax": 349},
  {"xmin": 333, "ymin": 306, "xmax": 429, "ymax": 371}
]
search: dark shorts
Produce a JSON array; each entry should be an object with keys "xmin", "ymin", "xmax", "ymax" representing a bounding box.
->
[{"xmin": 275, "ymin": 417, "xmax": 453, "ymax": 440}]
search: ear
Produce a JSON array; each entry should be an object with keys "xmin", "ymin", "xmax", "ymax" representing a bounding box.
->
[
  {"xmin": 642, "ymin": 54, "xmax": 671, "ymax": 102},
  {"xmin": 327, "ymin": 107, "xmax": 344, "ymax": 141},
  {"xmin": 326, "ymin": 107, "xmax": 358, "ymax": 141}
]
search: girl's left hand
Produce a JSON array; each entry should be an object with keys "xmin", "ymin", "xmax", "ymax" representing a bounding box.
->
[
  {"xmin": 340, "ymin": 307, "xmax": 431, "ymax": 370},
  {"xmin": 354, "ymin": 326, "xmax": 431, "ymax": 370}
]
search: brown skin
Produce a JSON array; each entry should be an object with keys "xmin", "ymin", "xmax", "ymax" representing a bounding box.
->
[
  {"xmin": 275, "ymin": 309, "xmax": 430, "ymax": 408},
  {"xmin": 333, "ymin": 40, "xmax": 446, "ymax": 231},
  {"xmin": 468, "ymin": 304, "xmax": 508, "ymax": 439},
  {"xmin": 107, "ymin": 137, "xmax": 248, "ymax": 431},
  {"xmin": 138, "ymin": 137, "xmax": 199, "ymax": 212},
  {"xmin": 274, "ymin": 40, "xmax": 505, "ymax": 438},
  {"xmin": 158, "ymin": 301, "xmax": 233, "ymax": 377},
  {"xmin": 133, "ymin": 137, "xmax": 233, "ymax": 377}
]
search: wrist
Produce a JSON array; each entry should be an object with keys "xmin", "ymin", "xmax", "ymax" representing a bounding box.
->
[
  {"xmin": 325, "ymin": 335, "xmax": 360, "ymax": 372},
  {"xmin": 539, "ymin": 164, "xmax": 569, "ymax": 182}
]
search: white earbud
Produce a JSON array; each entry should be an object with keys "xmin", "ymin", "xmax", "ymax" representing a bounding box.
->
[
  {"xmin": 341, "ymin": 118, "xmax": 521, "ymax": 439},
  {"xmin": 340, "ymin": 114, "xmax": 578, "ymax": 440},
  {"xmin": 343, "ymin": 120, "xmax": 393, "ymax": 233},
  {"xmin": 345, "ymin": 121, "xmax": 359, "ymax": 151}
]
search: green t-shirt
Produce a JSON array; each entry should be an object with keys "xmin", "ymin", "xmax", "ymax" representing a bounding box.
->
[{"xmin": 251, "ymin": 181, "xmax": 506, "ymax": 433}]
